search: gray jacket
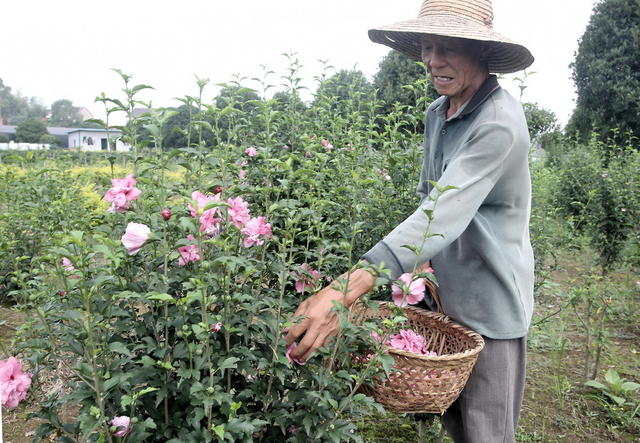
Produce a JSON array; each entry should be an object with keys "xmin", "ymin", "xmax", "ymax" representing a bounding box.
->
[{"xmin": 364, "ymin": 75, "xmax": 534, "ymax": 339}]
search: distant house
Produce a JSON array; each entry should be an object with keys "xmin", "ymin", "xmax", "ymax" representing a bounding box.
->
[
  {"xmin": 67, "ymin": 128, "xmax": 130, "ymax": 151},
  {"xmin": 0, "ymin": 125, "xmax": 130, "ymax": 151}
]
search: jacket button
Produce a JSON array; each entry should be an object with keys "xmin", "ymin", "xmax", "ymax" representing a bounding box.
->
[{"xmin": 441, "ymin": 129, "xmax": 446, "ymax": 135}]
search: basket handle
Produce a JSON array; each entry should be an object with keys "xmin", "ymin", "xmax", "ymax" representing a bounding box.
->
[{"xmin": 420, "ymin": 262, "xmax": 443, "ymax": 314}]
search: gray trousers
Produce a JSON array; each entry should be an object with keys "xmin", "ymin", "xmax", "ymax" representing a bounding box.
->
[{"xmin": 442, "ymin": 336, "xmax": 527, "ymax": 443}]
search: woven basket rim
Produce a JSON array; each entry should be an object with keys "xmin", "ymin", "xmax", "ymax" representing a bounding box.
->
[{"xmin": 370, "ymin": 303, "xmax": 485, "ymax": 357}]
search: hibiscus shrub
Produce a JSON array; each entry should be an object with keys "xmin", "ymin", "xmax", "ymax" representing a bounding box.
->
[
  {"xmin": 7, "ymin": 68, "xmax": 438, "ymax": 441},
  {"xmin": 15, "ymin": 157, "xmax": 419, "ymax": 442}
]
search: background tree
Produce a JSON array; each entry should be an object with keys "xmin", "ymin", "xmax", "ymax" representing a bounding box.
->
[
  {"xmin": 312, "ymin": 69, "xmax": 373, "ymax": 114},
  {"xmin": 309, "ymin": 69, "xmax": 375, "ymax": 143},
  {"xmin": 568, "ymin": 0, "xmax": 640, "ymax": 146},
  {"xmin": 373, "ymin": 51, "xmax": 436, "ymax": 113},
  {"xmin": 213, "ymin": 84, "xmax": 261, "ymax": 145},
  {"xmin": 39, "ymin": 133, "xmax": 59, "ymax": 146},
  {"xmin": 15, "ymin": 119, "xmax": 48, "ymax": 142},
  {"xmin": 0, "ymin": 78, "xmax": 47, "ymax": 125},
  {"xmin": 161, "ymin": 104, "xmax": 199, "ymax": 149},
  {"xmin": 523, "ymin": 102, "xmax": 560, "ymax": 143},
  {"xmin": 49, "ymin": 99, "xmax": 83, "ymax": 127}
]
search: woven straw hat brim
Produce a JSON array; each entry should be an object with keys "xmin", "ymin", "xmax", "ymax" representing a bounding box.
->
[{"xmin": 369, "ymin": 15, "xmax": 534, "ymax": 74}]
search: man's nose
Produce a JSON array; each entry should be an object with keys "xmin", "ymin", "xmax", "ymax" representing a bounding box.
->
[{"xmin": 422, "ymin": 48, "xmax": 446, "ymax": 69}]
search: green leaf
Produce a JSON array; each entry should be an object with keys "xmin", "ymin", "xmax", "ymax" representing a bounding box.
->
[
  {"xmin": 147, "ymin": 292, "xmax": 175, "ymax": 303},
  {"xmin": 212, "ymin": 424, "xmax": 225, "ymax": 440},
  {"xmin": 144, "ymin": 417, "xmax": 157, "ymax": 430},
  {"xmin": 203, "ymin": 201, "xmax": 230, "ymax": 211},
  {"xmin": 218, "ymin": 357, "xmax": 240, "ymax": 371},
  {"xmin": 585, "ymin": 380, "xmax": 607, "ymax": 391},
  {"xmin": 400, "ymin": 244, "xmax": 419, "ymax": 255},
  {"xmin": 621, "ymin": 381, "xmax": 640, "ymax": 392},
  {"xmin": 134, "ymin": 387, "xmax": 159, "ymax": 399},
  {"xmin": 121, "ymin": 394, "xmax": 133, "ymax": 408},
  {"xmin": 604, "ymin": 368, "xmax": 622, "ymax": 386},
  {"xmin": 606, "ymin": 393, "xmax": 626, "ymax": 406},
  {"xmin": 131, "ymin": 84, "xmax": 154, "ymax": 95},
  {"xmin": 380, "ymin": 353, "xmax": 395, "ymax": 373},
  {"xmin": 108, "ymin": 341, "xmax": 132, "ymax": 357}
]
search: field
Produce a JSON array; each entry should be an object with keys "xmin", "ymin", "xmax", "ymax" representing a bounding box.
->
[{"xmin": 0, "ymin": 68, "xmax": 639, "ymax": 442}]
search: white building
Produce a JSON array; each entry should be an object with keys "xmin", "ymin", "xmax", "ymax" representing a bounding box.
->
[
  {"xmin": 67, "ymin": 128, "xmax": 130, "ymax": 152},
  {"xmin": 0, "ymin": 125, "xmax": 131, "ymax": 151}
]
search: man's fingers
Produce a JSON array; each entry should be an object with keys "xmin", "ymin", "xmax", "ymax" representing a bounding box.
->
[
  {"xmin": 291, "ymin": 325, "xmax": 322, "ymax": 360},
  {"xmin": 299, "ymin": 334, "xmax": 329, "ymax": 363},
  {"xmin": 284, "ymin": 319, "xmax": 308, "ymax": 345}
]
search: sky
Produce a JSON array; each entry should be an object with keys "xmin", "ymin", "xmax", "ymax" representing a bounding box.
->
[{"xmin": 2, "ymin": 0, "xmax": 597, "ymax": 127}]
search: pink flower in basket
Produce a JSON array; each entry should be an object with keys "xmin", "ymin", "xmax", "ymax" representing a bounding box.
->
[
  {"xmin": 387, "ymin": 329, "xmax": 427, "ymax": 354},
  {"xmin": 391, "ymin": 273, "xmax": 426, "ymax": 307}
]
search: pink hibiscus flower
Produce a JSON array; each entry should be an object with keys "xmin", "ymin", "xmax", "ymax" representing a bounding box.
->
[
  {"xmin": 0, "ymin": 357, "xmax": 33, "ymax": 408},
  {"xmin": 286, "ymin": 342, "xmax": 305, "ymax": 366},
  {"xmin": 320, "ymin": 139, "xmax": 333, "ymax": 151},
  {"xmin": 188, "ymin": 191, "xmax": 222, "ymax": 235},
  {"xmin": 111, "ymin": 415, "xmax": 132, "ymax": 438},
  {"xmin": 177, "ymin": 235, "xmax": 202, "ymax": 266},
  {"xmin": 387, "ymin": 329, "xmax": 427, "ymax": 354},
  {"xmin": 391, "ymin": 273, "xmax": 426, "ymax": 307},
  {"xmin": 227, "ymin": 197, "xmax": 251, "ymax": 228},
  {"xmin": 103, "ymin": 174, "xmax": 141, "ymax": 213},
  {"xmin": 121, "ymin": 222, "xmax": 151, "ymax": 255},
  {"xmin": 240, "ymin": 216, "xmax": 272, "ymax": 247},
  {"xmin": 293, "ymin": 263, "xmax": 321, "ymax": 293},
  {"xmin": 61, "ymin": 257, "xmax": 79, "ymax": 279},
  {"xmin": 244, "ymin": 146, "xmax": 257, "ymax": 157}
]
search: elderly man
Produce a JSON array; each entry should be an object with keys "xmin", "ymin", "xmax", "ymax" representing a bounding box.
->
[{"xmin": 286, "ymin": 0, "xmax": 535, "ymax": 441}]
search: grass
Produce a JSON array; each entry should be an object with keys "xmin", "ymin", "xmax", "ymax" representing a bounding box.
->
[{"xmin": 2, "ymin": 248, "xmax": 639, "ymax": 442}]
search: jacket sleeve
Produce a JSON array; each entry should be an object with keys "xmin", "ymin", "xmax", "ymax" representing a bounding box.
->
[{"xmin": 363, "ymin": 120, "xmax": 516, "ymax": 279}]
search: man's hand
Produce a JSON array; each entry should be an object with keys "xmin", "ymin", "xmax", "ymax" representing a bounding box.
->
[{"xmin": 284, "ymin": 268, "xmax": 375, "ymax": 363}]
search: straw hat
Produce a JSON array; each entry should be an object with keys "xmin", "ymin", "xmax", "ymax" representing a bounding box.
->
[{"xmin": 368, "ymin": 0, "xmax": 534, "ymax": 73}]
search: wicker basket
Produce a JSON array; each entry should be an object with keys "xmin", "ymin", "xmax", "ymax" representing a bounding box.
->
[{"xmin": 359, "ymin": 282, "xmax": 485, "ymax": 414}]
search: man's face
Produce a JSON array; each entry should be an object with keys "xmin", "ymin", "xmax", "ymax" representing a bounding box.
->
[{"xmin": 421, "ymin": 35, "xmax": 488, "ymax": 103}]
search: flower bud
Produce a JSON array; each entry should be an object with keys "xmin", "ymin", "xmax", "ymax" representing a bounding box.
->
[{"xmin": 161, "ymin": 209, "xmax": 172, "ymax": 221}]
